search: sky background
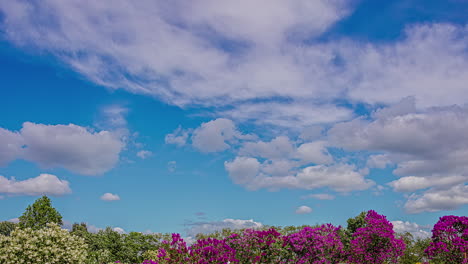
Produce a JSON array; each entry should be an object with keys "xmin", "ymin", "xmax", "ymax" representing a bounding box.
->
[{"xmin": 1, "ymin": 0, "xmax": 468, "ymax": 239}]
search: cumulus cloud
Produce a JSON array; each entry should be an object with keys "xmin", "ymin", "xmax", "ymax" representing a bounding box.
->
[
  {"xmin": 0, "ymin": 128, "xmax": 23, "ymax": 166},
  {"xmin": 137, "ymin": 150, "xmax": 153, "ymax": 159},
  {"xmin": 185, "ymin": 218, "xmax": 263, "ymax": 237},
  {"xmin": 192, "ymin": 118, "xmax": 254, "ymax": 152},
  {"xmin": 0, "ymin": 173, "xmax": 71, "ymax": 196},
  {"xmin": 329, "ymin": 99, "xmax": 468, "ymax": 212},
  {"xmin": 391, "ymin": 220, "xmax": 431, "ymax": 239},
  {"xmin": 295, "ymin": 205, "xmax": 312, "ymax": 214},
  {"xmin": 404, "ymin": 184, "xmax": 468, "ymax": 213},
  {"xmin": 20, "ymin": 122, "xmax": 124, "ymax": 175},
  {"xmin": 100, "ymin": 193, "xmax": 120, "ymax": 201},
  {"xmin": 0, "ymin": 122, "xmax": 125, "ymax": 175},
  {"xmin": 225, "ymin": 157, "xmax": 374, "ymax": 192}
]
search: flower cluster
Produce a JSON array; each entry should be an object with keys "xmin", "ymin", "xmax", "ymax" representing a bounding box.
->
[
  {"xmin": 0, "ymin": 223, "xmax": 87, "ymax": 264},
  {"xmin": 348, "ymin": 210, "xmax": 405, "ymax": 263},
  {"xmin": 283, "ymin": 224, "xmax": 345, "ymax": 263},
  {"xmin": 425, "ymin": 215, "xmax": 468, "ymax": 263}
]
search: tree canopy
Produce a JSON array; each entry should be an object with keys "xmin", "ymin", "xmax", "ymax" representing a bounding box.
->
[{"xmin": 18, "ymin": 195, "xmax": 63, "ymax": 230}]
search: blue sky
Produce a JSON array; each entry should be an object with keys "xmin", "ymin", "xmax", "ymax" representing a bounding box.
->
[{"xmin": 1, "ymin": 0, "xmax": 468, "ymax": 238}]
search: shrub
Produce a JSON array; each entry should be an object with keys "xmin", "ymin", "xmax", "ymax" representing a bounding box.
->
[
  {"xmin": 0, "ymin": 223, "xmax": 87, "ymax": 264},
  {"xmin": 425, "ymin": 215, "xmax": 468, "ymax": 263},
  {"xmin": 348, "ymin": 210, "xmax": 405, "ymax": 263}
]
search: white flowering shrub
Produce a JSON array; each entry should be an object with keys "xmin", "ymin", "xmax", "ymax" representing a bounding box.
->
[{"xmin": 0, "ymin": 223, "xmax": 87, "ymax": 264}]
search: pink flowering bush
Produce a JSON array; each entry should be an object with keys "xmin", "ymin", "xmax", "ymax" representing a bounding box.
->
[
  {"xmin": 189, "ymin": 237, "xmax": 238, "ymax": 264},
  {"xmin": 226, "ymin": 228, "xmax": 284, "ymax": 263},
  {"xmin": 348, "ymin": 210, "xmax": 405, "ymax": 263},
  {"xmin": 283, "ymin": 224, "xmax": 345, "ymax": 264},
  {"xmin": 425, "ymin": 215, "xmax": 468, "ymax": 263}
]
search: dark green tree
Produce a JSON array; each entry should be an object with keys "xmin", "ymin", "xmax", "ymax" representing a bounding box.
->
[
  {"xmin": 346, "ymin": 211, "xmax": 367, "ymax": 235},
  {"xmin": 0, "ymin": 221, "xmax": 17, "ymax": 236},
  {"xmin": 18, "ymin": 196, "xmax": 63, "ymax": 229}
]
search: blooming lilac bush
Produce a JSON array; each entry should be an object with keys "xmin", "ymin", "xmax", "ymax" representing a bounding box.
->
[
  {"xmin": 283, "ymin": 224, "xmax": 345, "ymax": 264},
  {"xmin": 348, "ymin": 210, "xmax": 405, "ymax": 263},
  {"xmin": 425, "ymin": 215, "xmax": 468, "ymax": 263},
  {"xmin": 189, "ymin": 237, "xmax": 238, "ymax": 263},
  {"xmin": 226, "ymin": 228, "xmax": 284, "ymax": 263}
]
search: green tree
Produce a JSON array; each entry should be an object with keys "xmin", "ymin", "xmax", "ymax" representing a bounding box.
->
[
  {"xmin": 346, "ymin": 211, "xmax": 367, "ymax": 235},
  {"xmin": 18, "ymin": 196, "xmax": 63, "ymax": 230},
  {"xmin": 398, "ymin": 232, "xmax": 431, "ymax": 264},
  {"xmin": 0, "ymin": 221, "xmax": 17, "ymax": 236}
]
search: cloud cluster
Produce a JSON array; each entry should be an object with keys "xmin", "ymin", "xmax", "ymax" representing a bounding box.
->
[
  {"xmin": 391, "ymin": 220, "xmax": 431, "ymax": 239},
  {"xmin": 185, "ymin": 218, "xmax": 263, "ymax": 237},
  {"xmin": 0, "ymin": 173, "xmax": 71, "ymax": 196},
  {"xmin": 0, "ymin": 122, "xmax": 124, "ymax": 175},
  {"xmin": 2, "ymin": 1, "xmax": 467, "ymax": 127},
  {"xmin": 329, "ymin": 98, "xmax": 468, "ymax": 213},
  {"xmin": 2, "ymin": 0, "xmax": 468, "ymax": 215}
]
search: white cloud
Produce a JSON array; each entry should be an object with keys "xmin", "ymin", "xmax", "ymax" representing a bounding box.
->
[
  {"xmin": 0, "ymin": 128, "xmax": 23, "ymax": 166},
  {"xmin": 165, "ymin": 126, "xmax": 190, "ymax": 147},
  {"xmin": 329, "ymin": 100, "xmax": 468, "ymax": 212},
  {"xmin": 19, "ymin": 122, "xmax": 124, "ymax": 175},
  {"xmin": 296, "ymin": 141, "xmax": 333, "ymax": 165},
  {"xmin": 0, "ymin": 173, "xmax": 71, "ymax": 196},
  {"xmin": 299, "ymin": 126, "xmax": 324, "ymax": 141},
  {"xmin": 302, "ymin": 193, "xmax": 335, "ymax": 200},
  {"xmin": 113, "ymin": 227, "xmax": 126, "ymax": 234},
  {"xmin": 192, "ymin": 118, "xmax": 245, "ymax": 152},
  {"xmin": 389, "ymin": 175, "xmax": 467, "ymax": 192},
  {"xmin": 100, "ymin": 193, "xmax": 120, "ymax": 201},
  {"xmin": 218, "ymin": 102, "xmax": 353, "ymax": 128},
  {"xmin": 345, "ymin": 24, "xmax": 468, "ymax": 108},
  {"xmin": 224, "ymin": 156, "xmax": 260, "ymax": 185},
  {"xmin": 95, "ymin": 105, "xmax": 129, "ymax": 138},
  {"xmin": 185, "ymin": 218, "xmax": 263, "ymax": 237},
  {"xmin": 295, "ymin": 205, "xmax": 312, "ymax": 214},
  {"xmin": 391, "ymin": 220, "xmax": 431, "ymax": 239},
  {"xmin": 137, "ymin": 150, "xmax": 153, "ymax": 159},
  {"xmin": 0, "ymin": 122, "xmax": 126, "ymax": 176},
  {"xmin": 366, "ymin": 154, "xmax": 392, "ymax": 169},
  {"xmin": 0, "ymin": 0, "xmax": 348, "ymax": 109},
  {"xmin": 404, "ymin": 184, "xmax": 468, "ymax": 213},
  {"xmin": 225, "ymin": 157, "xmax": 374, "ymax": 192},
  {"xmin": 240, "ymin": 136, "xmax": 295, "ymax": 160}
]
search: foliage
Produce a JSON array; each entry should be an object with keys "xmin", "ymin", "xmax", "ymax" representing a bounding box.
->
[
  {"xmin": 4, "ymin": 202, "xmax": 466, "ymax": 264},
  {"xmin": 398, "ymin": 232, "xmax": 431, "ymax": 264},
  {"xmin": 0, "ymin": 223, "xmax": 87, "ymax": 264},
  {"xmin": 346, "ymin": 211, "xmax": 367, "ymax": 235},
  {"xmin": 0, "ymin": 221, "xmax": 17, "ymax": 236},
  {"xmin": 18, "ymin": 195, "xmax": 63, "ymax": 230},
  {"xmin": 227, "ymin": 228, "xmax": 284, "ymax": 263},
  {"xmin": 425, "ymin": 215, "xmax": 468, "ymax": 263}
]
